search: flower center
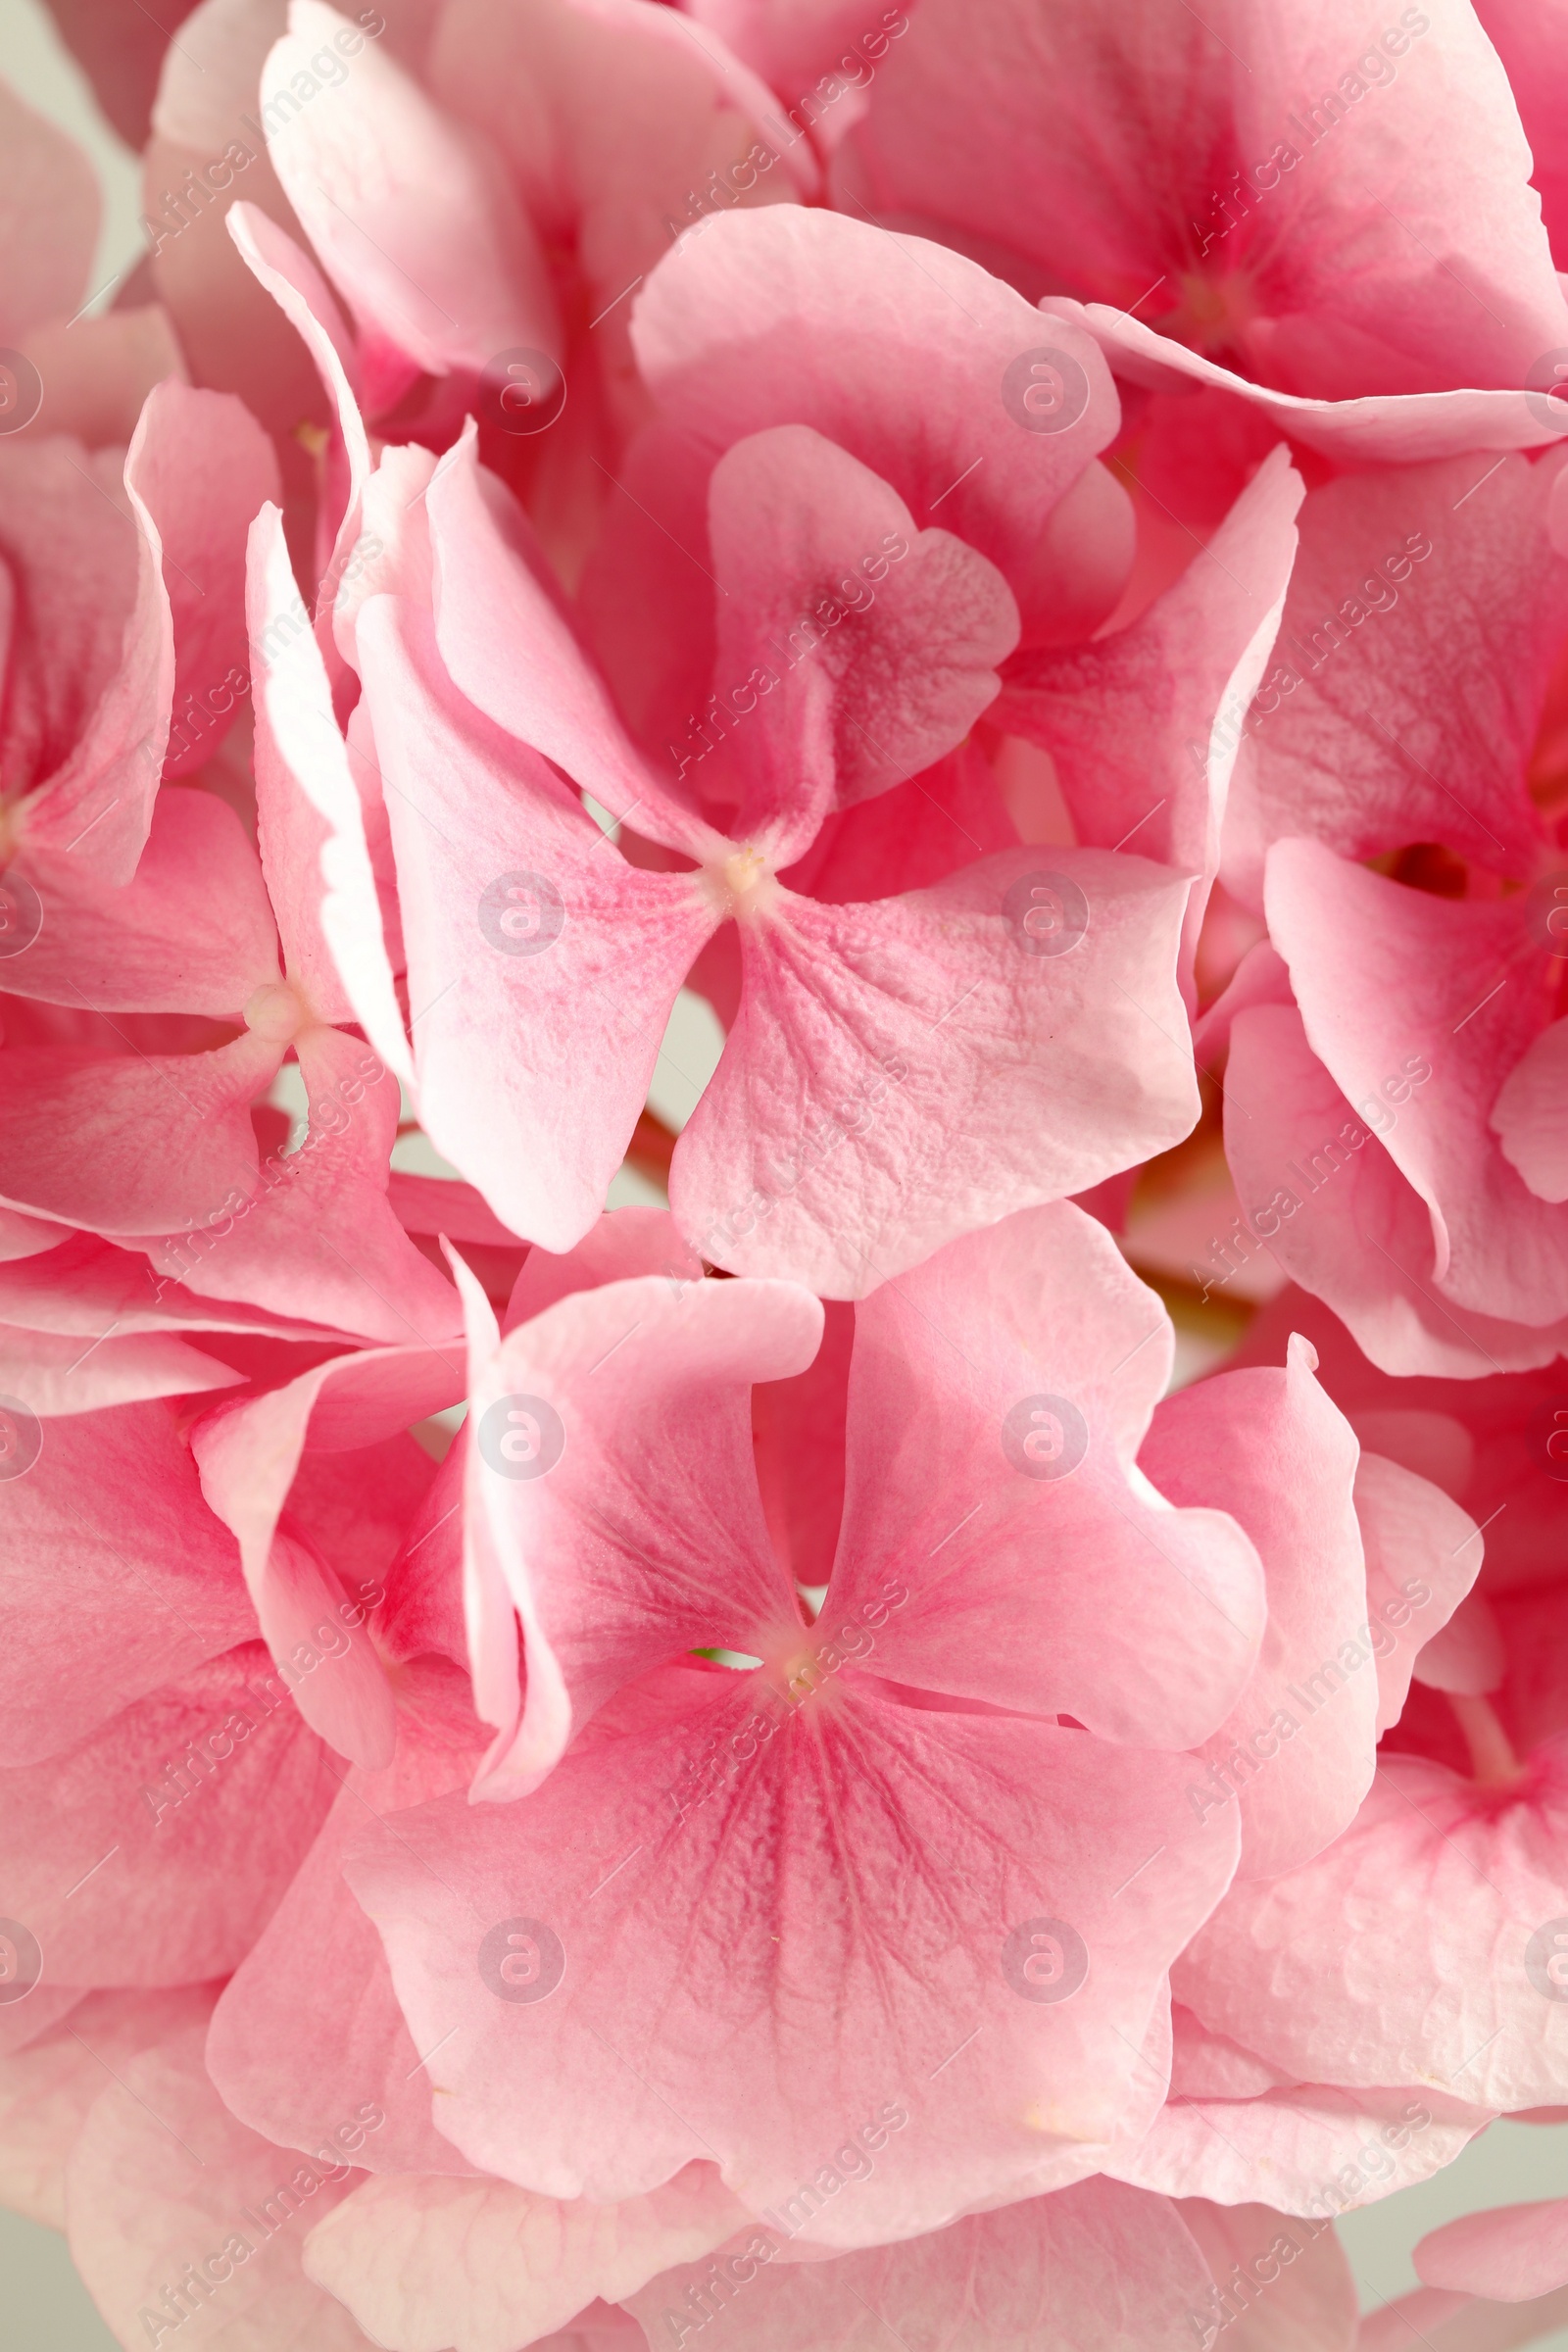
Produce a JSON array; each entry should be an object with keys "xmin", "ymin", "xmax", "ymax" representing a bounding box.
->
[
  {"xmin": 1166, "ymin": 266, "xmax": 1262, "ymax": 361},
  {"xmin": 707, "ymin": 843, "xmax": 777, "ymax": 922},
  {"xmin": 243, "ymin": 980, "xmax": 311, "ymax": 1045}
]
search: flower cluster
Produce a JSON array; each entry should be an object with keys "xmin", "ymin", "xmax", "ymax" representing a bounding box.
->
[{"xmin": 3, "ymin": 0, "xmax": 1568, "ymax": 2345}]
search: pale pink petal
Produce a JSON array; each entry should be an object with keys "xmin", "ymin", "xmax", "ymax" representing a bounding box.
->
[
  {"xmin": 502, "ymin": 1204, "xmax": 695, "ymax": 1325},
  {"xmin": 427, "ymin": 0, "xmax": 816, "ymax": 428},
  {"xmin": 246, "ymin": 501, "xmax": 412, "ymax": 1076},
  {"xmin": 670, "ymin": 849, "xmax": 1200, "ymax": 1296},
  {"xmin": 264, "ymin": 0, "xmax": 560, "ymax": 405},
  {"xmin": 130, "ymin": 379, "xmax": 282, "ymax": 784},
  {"xmin": 0, "ymin": 1228, "xmax": 355, "ymax": 1347},
  {"xmin": 625, "ymin": 2178, "xmax": 1217, "ymax": 2352},
  {"xmin": 66, "ymin": 2018, "xmax": 372, "ymax": 2351},
  {"xmin": 225, "ymin": 198, "xmax": 370, "ymax": 579},
  {"xmin": 1414, "ymin": 1592, "xmax": 1510, "ymax": 1700},
  {"xmin": 304, "ymin": 2165, "xmax": 752, "ymax": 2351},
  {"xmin": 1356, "ymin": 1454, "xmax": 1485, "ymax": 1733},
  {"xmin": 1167, "ymin": 2004, "xmax": 1297, "ymax": 2099},
  {"xmin": 1176, "ymin": 2196, "xmax": 1356, "ymax": 2352},
  {"xmin": 595, "ymin": 207, "xmax": 1129, "ymax": 697},
  {"xmin": 358, "ymin": 593, "xmax": 719, "ymax": 1250},
  {"xmin": 1418, "ymin": 2199, "xmax": 1568, "ymax": 2302},
  {"xmin": 1051, "ymin": 302, "xmax": 1568, "ymax": 466},
  {"xmin": 1143, "ymin": 1334, "xmax": 1371, "ymax": 1876},
  {"xmin": 1175, "ymin": 1739, "xmax": 1568, "ymax": 2112},
  {"xmin": 425, "ymin": 427, "xmax": 721, "ymax": 859},
  {"xmin": 206, "ymin": 1656, "xmax": 488, "ymax": 2178},
  {"xmin": 1110, "ymin": 2077, "xmax": 1490, "ymax": 2216},
  {"xmin": 1226, "ymin": 453, "xmax": 1565, "ymax": 905},
  {"xmin": 0, "ymin": 1322, "xmax": 242, "ymax": 1415},
  {"xmin": 1361, "ymin": 2287, "xmax": 1568, "ymax": 2352},
  {"xmin": 12, "ymin": 383, "xmax": 275, "ymax": 876},
  {"xmin": 390, "ymin": 1173, "xmax": 523, "ymax": 1252},
  {"xmin": 1267, "ymin": 840, "xmax": 1568, "ymax": 1332},
  {"xmin": 0, "ymin": 1984, "xmax": 214, "ymax": 2229},
  {"xmin": 682, "ymin": 0, "xmax": 902, "ymax": 120},
  {"xmin": 0, "ymin": 438, "xmax": 157, "ymax": 883},
  {"xmin": 1359, "ymin": 2283, "xmax": 1568, "ymax": 2351},
  {"xmin": 753, "ymin": 1295, "xmax": 853, "ymax": 1590},
  {"xmin": 780, "ymin": 740, "xmax": 1020, "ymax": 906},
  {"xmin": 1491, "ymin": 1018, "xmax": 1568, "ymax": 1205},
  {"xmin": 1222, "ymin": 1004, "xmax": 1568, "ymax": 1376},
  {"xmin": 847, "ymin": 0, "xmax": 1568, "ymax": 407},
  {"xmin": 148, "ymin": 1026, "xmax": 461, "ymax": 1345}
]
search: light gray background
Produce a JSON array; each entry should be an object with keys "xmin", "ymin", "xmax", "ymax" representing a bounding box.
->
[{"xmin": 0, "ymin": 0, "xmax": 1561, "ymax": 2336}]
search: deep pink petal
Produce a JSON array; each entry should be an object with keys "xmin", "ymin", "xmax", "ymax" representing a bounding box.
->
[
  {"xmin": 1227, "ymin": 453, "xmax": 1565, "ymax": 903},
  {"xmin": 1000, "ymin": 444, "xmax": 1303, "ymax": 1000},
  {"xmin": 705, "ymin": 422, "xmax": 1019, "ymax": 831},
  {"xmin": 0, "ymin": 1396, "xmax": 253, "ymax": 1764},
  {"xmin": 0, "ymin": 1641, "xmax": 337, "ymax": 1987},
  {"xmin": 460, "ymin": 1266, "xmax": 818, "ymax": 1797},
  {"xmin": 1223, "ymin": 1003, "xmax": 1568, "ymax": 1375},
  {"xmin": 191, "ymin": 1339, "xmax": 464, "ymax": 1766},
  {"xmin": 3, "ymin": 787, "xmax": 278, "ymax": 1016},
  {"xmin": 0, "ymin": 1029, "xmax": 280, "ymax": 1239},
  {"xmin": 346, "ymin": 1665, "xmax": 1241, "ymax": 2234},
  {"xmin": 824, "ymin": 1202, "xmax": 1264, "ymax": 1746}
]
